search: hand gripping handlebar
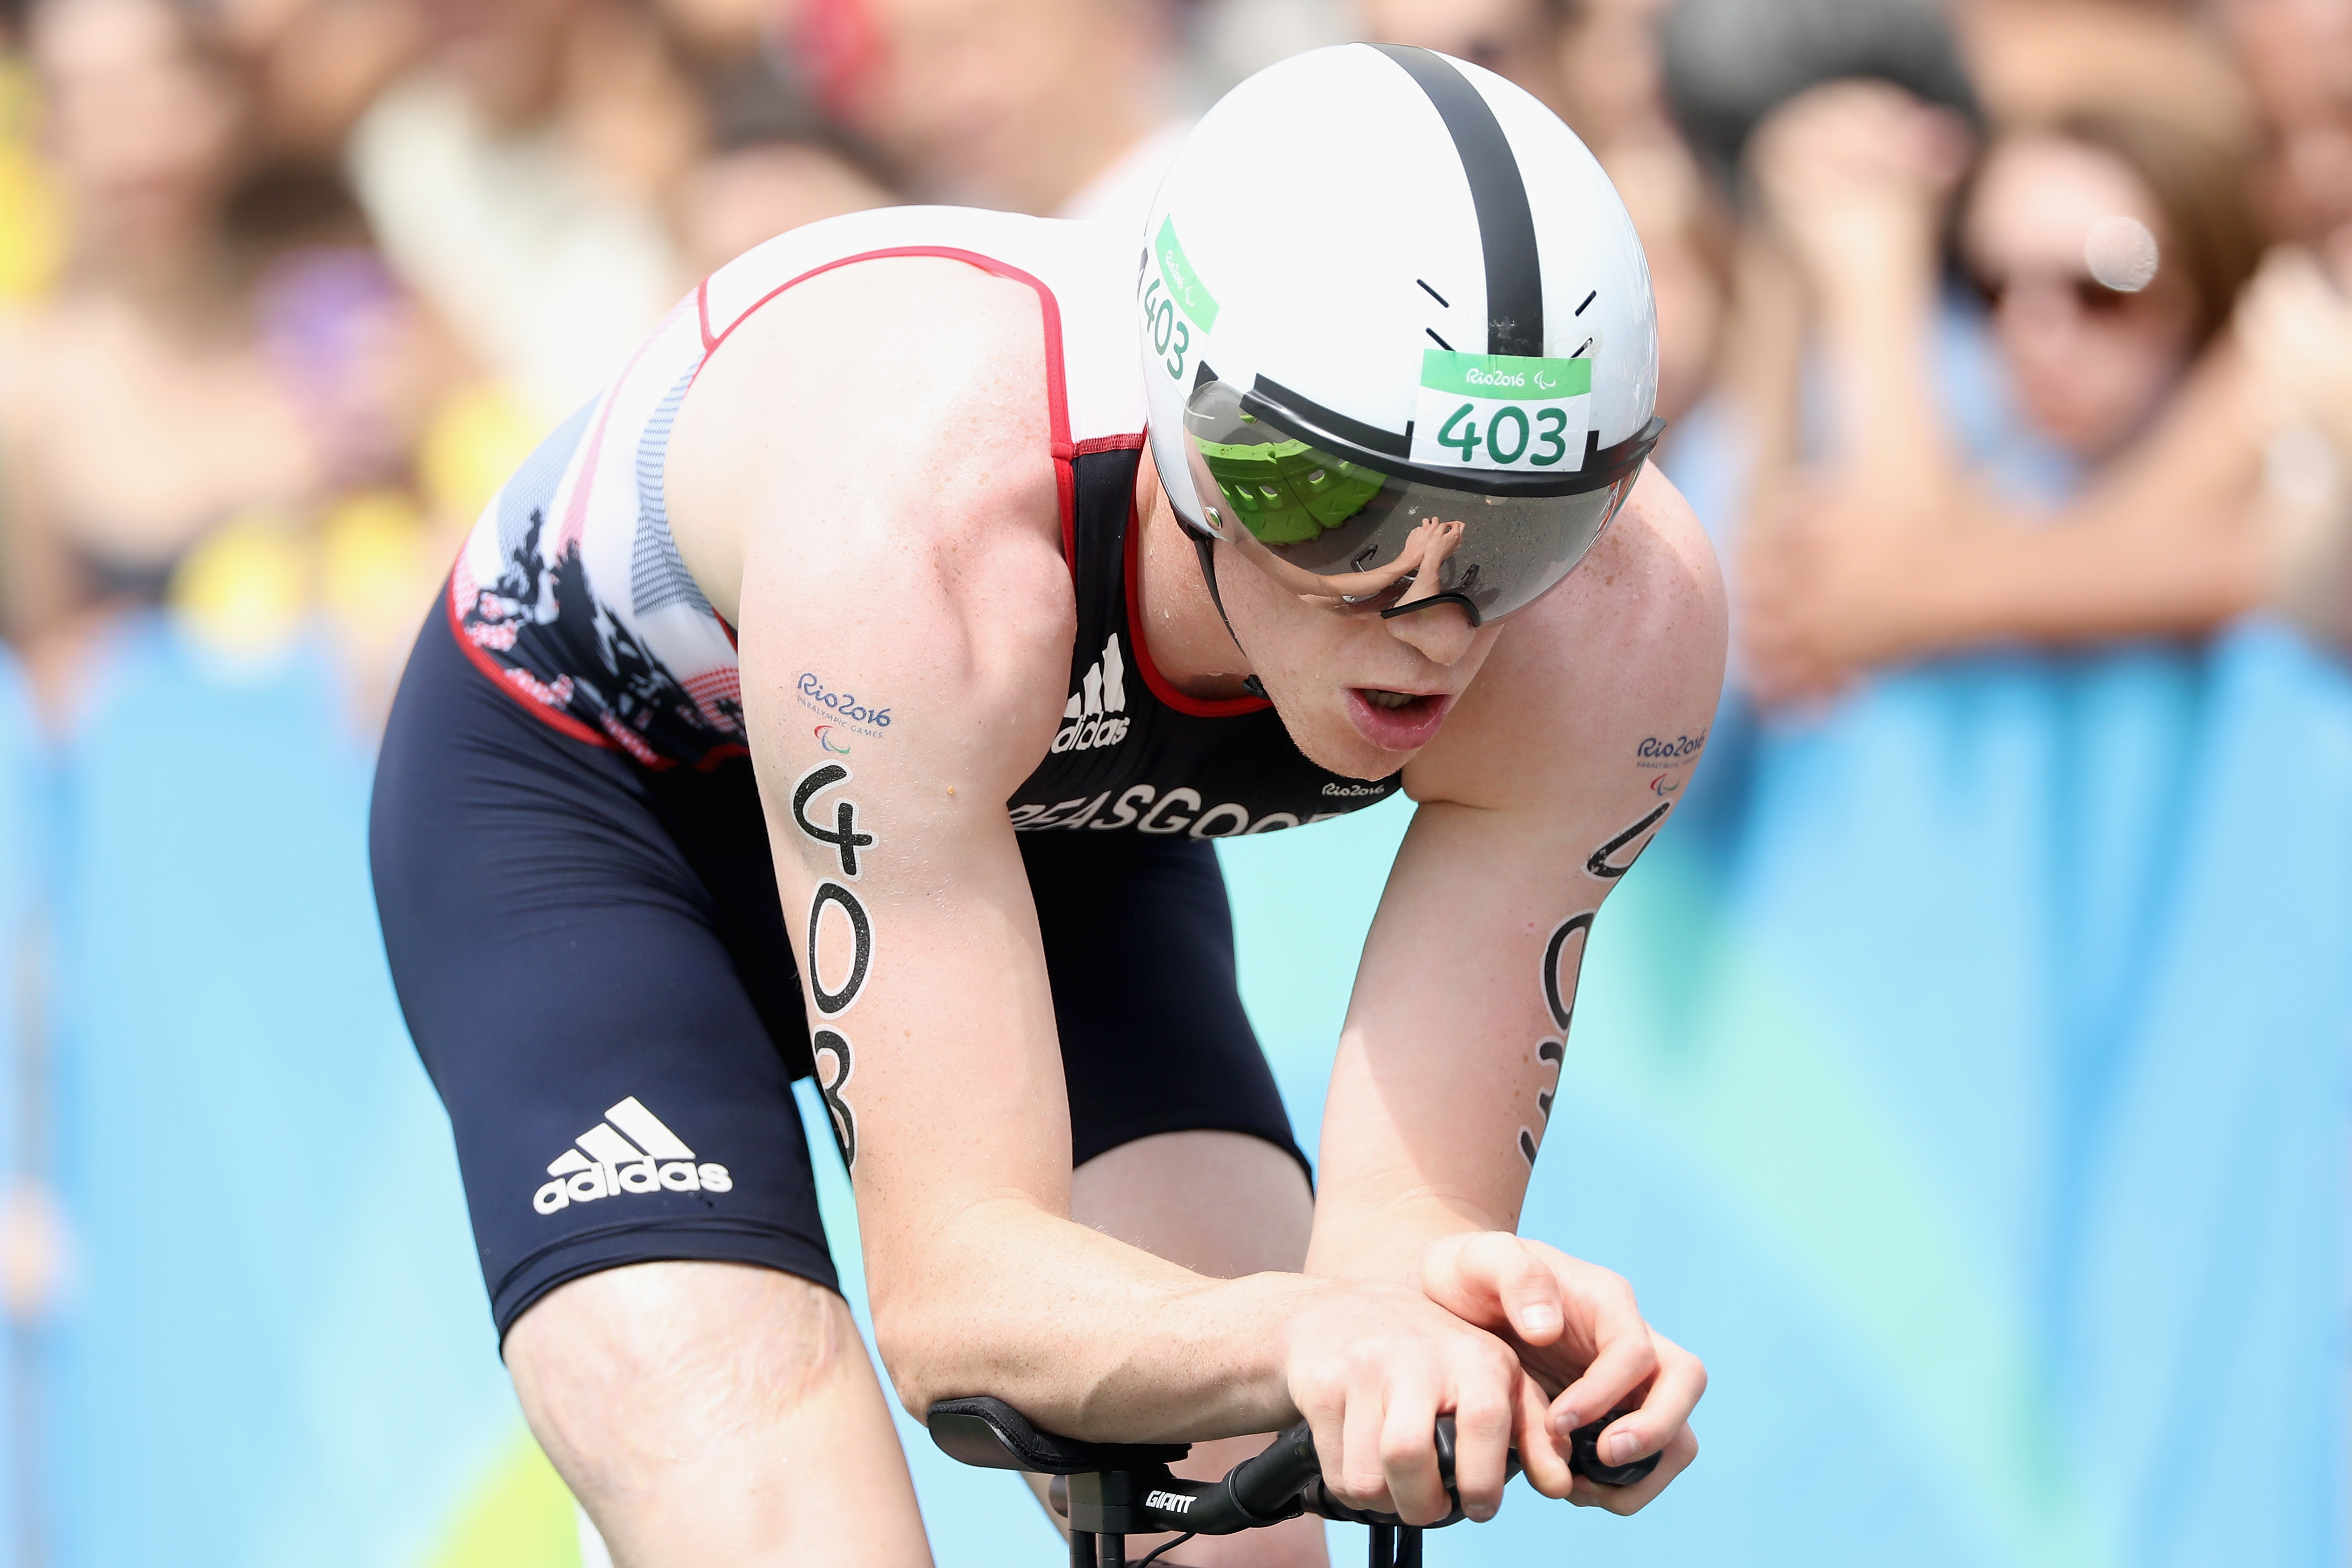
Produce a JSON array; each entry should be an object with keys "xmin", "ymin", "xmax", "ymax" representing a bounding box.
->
[{"xmin": 926, "ymin": 1394, "xmax": 1663, "ymax": 1541}]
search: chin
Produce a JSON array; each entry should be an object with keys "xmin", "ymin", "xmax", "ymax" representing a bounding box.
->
[{"xmin": 1268, "ymin": 686, "xmax": 1418, "ymax": 782}]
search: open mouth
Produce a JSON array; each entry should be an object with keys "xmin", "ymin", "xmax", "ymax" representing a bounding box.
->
[{"xmin": 1345, "ymin": 687, "xmax": 1451, "ymax": 751}]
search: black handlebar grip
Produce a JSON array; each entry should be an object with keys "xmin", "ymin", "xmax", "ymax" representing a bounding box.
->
[
  {"xmin": 1224, "ymin": 1421, "xmax": 1322, "ymax": 1520},
  {"xmin": 1567, "ymin": 1420, "xmax": 1662, "ymax": 1488}
]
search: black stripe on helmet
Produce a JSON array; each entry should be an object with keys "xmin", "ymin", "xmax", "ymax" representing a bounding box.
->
[{"xmin": 1367, "ymin": 44, "xmax": 1544, "ymax": 358}]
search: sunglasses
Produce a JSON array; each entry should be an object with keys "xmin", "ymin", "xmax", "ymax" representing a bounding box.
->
[{"xmin": 1963, "ymin": 265, "xmax": 2150, "ymax": 317}]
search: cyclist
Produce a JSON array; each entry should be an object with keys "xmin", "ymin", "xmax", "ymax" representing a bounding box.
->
[{"xmin": 371, "ymin": 43, "xmax": 1720, "ymax": 1567}]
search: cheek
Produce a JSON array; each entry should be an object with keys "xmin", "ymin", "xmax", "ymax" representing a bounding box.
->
[
  {"xmin": 2074, "ymin": 327, "xmax": 2191, "ymax": 437},
  {"xmin": 1238, "ymin": 599, "xmax": 1347, "ymax": 685}
]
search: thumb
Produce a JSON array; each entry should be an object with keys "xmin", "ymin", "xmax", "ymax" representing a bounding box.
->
[{"xmin": 1420, "ymin": 1232, "xmax": 1566, "ymax": 1347}]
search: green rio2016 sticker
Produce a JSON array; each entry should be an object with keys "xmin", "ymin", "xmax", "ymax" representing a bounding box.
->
[
  {"xmin": 1142, "ymin": 216, "xmax": 1218, "ymax": 383},
  {"xmin": 1408, "ymin": 349, "xmax": 1592, "ymax": 472},
  {"xmin": 1154, "ymin": 216, "xmax": 1218, "ymax": 330}
]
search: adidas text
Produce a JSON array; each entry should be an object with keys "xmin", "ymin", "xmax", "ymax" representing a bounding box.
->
[
  {"xmin": 533, "ymin": 1095, "xmax": 731, "ymax": 1215},
  {"xmin": 1053, "ymin": 633, "xmax": 1130, "ymax": 754}
]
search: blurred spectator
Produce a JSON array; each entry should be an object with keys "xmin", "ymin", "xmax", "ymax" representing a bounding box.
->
[
  {"xmin": 2240, "ymin": 236, "xmax": 2352, "ymax": 646},
  {"xmin": 1729, "ymin": 45, "xmax": 2278, "ymax": 701},
  {"xmin": 661, "ymin": 0, "xmax": 897, "ymax": 278},
  {"xmin": 1959, "ymin": 0, "xmax": 2258, "ymax": 157},
  {"xmin": 213, "ymin": 0, "xmax": 422, "ymax": 167},
  {"xmin": 0, "ymin": 4, "xmax": 63, "ymax": 301},
  {"xmin": 840, "ymin": 0, "xmax": 1183, "ymax": 230},
  {"xmin": 1356, "ymin": 0, "xmax": 1573, "ymax": 121},
  {"xmin": 2215, "ymin": 0, "xmax": 2352, "ymax": 243},
  {"xmin": 0, "ymin": 0, "xmax": 478, "ymax": 731},
  {"xmin": 2226, "ymin": 0, "xmax": 2352, "ymax": 648},
  {"xmin": 1612, "ymin": 137, "xmax": 1731, "ymax": 426},
  {"xmin": 673, "ymin": 127, "xmax": 890, "ymax": 277},
  {"xmin": 1557, "ymin": 0, "xmax": 1689, "ymax": 154},
  {"xmin": 345, "ymin": 0, "xmax": 695, "ymax": 420},
  {"xmin": 1181, "ymin": 0, "xmax": 1351, "ymax": 101},
  {"xmin": 1961, "ymin": 114, "xmax": 2255, "ymax": 458},
  {"xmin": 0, "ymin": 7, "xmax": 310, "ymax": 686},
  {"xmin": 2177, "ymin": 0, "xmax": 2352, "ymax": 655}
]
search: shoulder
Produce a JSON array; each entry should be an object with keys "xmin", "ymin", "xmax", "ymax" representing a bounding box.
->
[
  {"xmin": 686, "ymin": 207, "xmax": 1144, "ymax": 445},
  {"xmin": 1538, "ymin": 466, "xmax": 1726, "ymax": 661},
  {"xmin": 670, "ymin": 249, "xmax": 1062, "ymax": 513},
  {"xmin": 1405, "ymin": 467, "xmax": 1727, "ymax": 806},
  {"xmin": 666, "ymin": 219, "xmax": 1102, "ymax": 628}
]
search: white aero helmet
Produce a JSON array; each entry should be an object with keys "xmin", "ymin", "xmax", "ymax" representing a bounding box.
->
[{"xmin": 1141, "ymin": 43, "xmax": 1662, "ymax": 628}]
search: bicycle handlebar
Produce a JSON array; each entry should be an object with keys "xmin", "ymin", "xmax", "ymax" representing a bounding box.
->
[{"xmin": 926, "ymin": 1396, "xmax": 1664, "ymax": 1540}]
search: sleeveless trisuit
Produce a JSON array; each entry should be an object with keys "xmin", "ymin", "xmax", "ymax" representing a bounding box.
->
[{"xmin": 370, "ymin": 209, "xmax": 1398, "ymax": 1335}]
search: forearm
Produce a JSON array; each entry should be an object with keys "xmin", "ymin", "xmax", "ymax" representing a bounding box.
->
[
  {"xmin": 1922, "ymin": 343, "xmax": 2268, "ymax": 648},
  {"xmin": 1306, "ymin": 1188, "xmax": 1510, "ymax": 1287},
  {"xmin": 1811, "ymin": 240, "xmax": 1963, "ymax": 501},
  {"xmin": 872, "ymin": 1196, "xmax": 1332, "ymax": 1441},
  {"xmin": 1921, "ymin": 502, "xmax": 2266, "ymax": 649}
]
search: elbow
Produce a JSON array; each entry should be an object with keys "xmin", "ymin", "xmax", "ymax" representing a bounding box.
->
[
  {"xmin": 869, "ymin": 1290, "xmax": 945, "ymax": 1419},
  {"xmin": 870, "ymin": 1282, "xmax": 996, "ymax": 1422}
]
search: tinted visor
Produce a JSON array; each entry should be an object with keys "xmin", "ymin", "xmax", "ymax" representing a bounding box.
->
[{"xmin": 1182, "ymin": 378, "xmax": 1662, "ymax": 625}]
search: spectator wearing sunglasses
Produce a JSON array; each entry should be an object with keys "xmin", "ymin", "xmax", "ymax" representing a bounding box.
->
[
  {"xmin": 1958, "ymin": 111, "xmax": 2262, "ymax": 467},
  {"xmin": 1729, "ymin": 79, "xmax": 2270, "ymax": 702}
]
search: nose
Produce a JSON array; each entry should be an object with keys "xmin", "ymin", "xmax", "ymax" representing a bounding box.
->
[{"xmin": 1381, "ymin": 601, "xmax": 1477, "ymax": 665}]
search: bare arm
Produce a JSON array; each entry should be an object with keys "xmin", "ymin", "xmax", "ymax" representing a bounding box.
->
[{"xmin": 1309, "ymin": 466, "xmax": 1726, "ymax": 1505}]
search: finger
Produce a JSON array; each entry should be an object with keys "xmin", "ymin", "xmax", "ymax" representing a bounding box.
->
[
  {"xmin": 1377, "ymin": 1375, "xmax": 1448, "ymax": 1526},
  {"xmin": 1446, "ymin": 1354, "xmax": 1517, "ymax": 1522},
  {"xmin": 1545, "ymin": 1278, "xmax": 1657, "ymax": 1435},
  {"xmin": 1297, "ymin": 1387, "xmax": 1348, "ymax": 1517},
  {"xmin": 1570, "ymin": 1423, "xmax": 1698, "ymax": 1516},
  {"xmin": 1585, "ymin": 1333, "xmax": 1708, "ymax": 1469},
  {"xmin": 1336, "ymin": 1361, "xmax": 1390, "ymax": 1511},
  {"xmin": 1509, "ymin": 1365, "xmax": 1577, "ymax": 1500}
]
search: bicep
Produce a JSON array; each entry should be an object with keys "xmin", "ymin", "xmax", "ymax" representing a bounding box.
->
[{"xmin": 710, "ymin": 264, "xmax": 1085, "ymax": 1244}]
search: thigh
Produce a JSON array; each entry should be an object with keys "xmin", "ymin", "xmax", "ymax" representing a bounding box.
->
[{"xmin": 371, "ymin": 608, "xmax": 835, "ymax": 1336}]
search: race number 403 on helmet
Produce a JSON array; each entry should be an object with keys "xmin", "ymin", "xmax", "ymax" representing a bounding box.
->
[{"xmin": 1139, "ymin": 43, "xmax": 1665, "ymax": 627}]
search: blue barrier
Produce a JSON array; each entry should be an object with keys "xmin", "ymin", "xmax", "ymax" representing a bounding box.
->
[
  {"xmin": 0, "ymin": 645, "xmax": 40, "ymax": 1568},
  {"xmin": 43, "ymin": 623, "xmax": 537, "ymax": 1568},
  {"xmin": 13, "ymin": 608, "xmax": 2347, "ymax": 1567}
]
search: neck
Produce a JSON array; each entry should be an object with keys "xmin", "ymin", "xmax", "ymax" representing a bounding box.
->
[{"xmin": 1132, "ymin": 459, "xmax": 1256, "ymax": 701}]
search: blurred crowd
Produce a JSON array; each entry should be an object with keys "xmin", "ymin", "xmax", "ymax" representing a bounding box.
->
[{"xmin": 0, "ymin": 0, "xmax": 2340, "ymax": 737}]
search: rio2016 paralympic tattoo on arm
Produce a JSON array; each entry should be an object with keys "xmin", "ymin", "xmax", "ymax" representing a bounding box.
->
[{"xmin": 792, "ymin": 761, "xmax": 877, "ymax": 1168}]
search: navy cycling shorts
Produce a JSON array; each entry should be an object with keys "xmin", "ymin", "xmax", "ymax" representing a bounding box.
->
[{"xmin": 370, "ymin": 607, "xmax": 1308, "ymax": 1341}]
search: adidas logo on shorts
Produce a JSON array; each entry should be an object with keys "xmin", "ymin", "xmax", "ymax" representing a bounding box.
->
[
  {"xmin": 1053, "ymin": 633, "xmax": 1130, "ymax": 753},
  {"xmin": 532, "ymin": 1096, "xmax": 732, "ymax": 1215}
]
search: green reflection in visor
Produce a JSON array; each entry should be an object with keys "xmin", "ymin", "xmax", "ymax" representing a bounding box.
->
[{"xmin": 1192, "ymin": 430, "xmax": 1386, "ymax": 544}]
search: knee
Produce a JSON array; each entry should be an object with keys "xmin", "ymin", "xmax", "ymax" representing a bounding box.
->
[{"xmin": 507, "ymin": 1260, "xmax": 859, "ymax": 1498}]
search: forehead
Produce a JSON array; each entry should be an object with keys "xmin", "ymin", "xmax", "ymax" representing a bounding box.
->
[
  {"xmin": 33, "ymin": 0, "xmax": 187, "ymax": 73},
  {"xmin": 1965, "ymin": 133, "xmax": 2159, "ymax": 265}
]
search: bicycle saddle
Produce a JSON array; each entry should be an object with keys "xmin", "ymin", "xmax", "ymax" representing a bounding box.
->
[{"xmin": 927, "ymin": 1395, "xmax": 1192, "ymax": 1476}]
